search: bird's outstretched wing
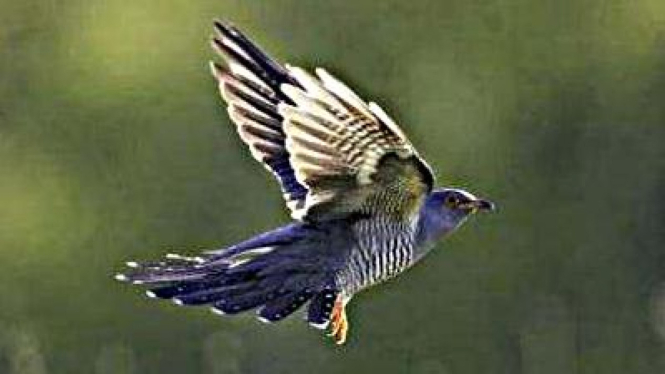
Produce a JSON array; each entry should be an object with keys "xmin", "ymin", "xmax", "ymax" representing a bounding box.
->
[
  {"xmin": 211, "ymin": 22, "xmax": 434, "ymax": 221},
  {"xmin": 210, "ymin": 21, "xmax": 308, "ymax": 214}
]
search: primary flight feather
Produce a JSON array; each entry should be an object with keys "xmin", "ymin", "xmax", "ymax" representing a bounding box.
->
[{"xmin": 116, "ymin": 21, "xmax": 495, "ymax": 345}]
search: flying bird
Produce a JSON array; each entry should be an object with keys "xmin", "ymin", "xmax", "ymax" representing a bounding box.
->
[{"xmin": 116, "ymin": 21, "xmax": 495, "ymax": 345}]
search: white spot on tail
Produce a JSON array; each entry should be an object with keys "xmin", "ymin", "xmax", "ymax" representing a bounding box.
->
[
  {"xmin": 257, "ymin": 316, "xmax": 272, "ymax": 324},
  {"xmin": 210, "ymin": 307, "xmax": 226, "ymax": 316},
  {"xmin": 309, "ymin": 321, "xmax": 329, "ymax": 330},
  {"xmin": 227, "ymin": 258, "xmax": 250, "ymax": 269},
  {"xmin": 166, "ymin": 253, "xmax": 206, "ymax": 264}
]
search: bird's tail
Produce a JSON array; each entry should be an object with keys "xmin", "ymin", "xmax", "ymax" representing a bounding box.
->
[{"xmin": 116, "ymin": 223, "xmax": 340, "ymax": 327}]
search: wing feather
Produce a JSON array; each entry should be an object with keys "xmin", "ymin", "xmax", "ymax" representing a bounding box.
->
[
  {"xmin": 279, "ymin": 67, "xmax": 434, "ymax": 220},
  {"xmin": 210, "ymin": 22, "xmax": 308, "ymax": 214},
  {"xmin": 210, "ymin": 22, "xmax": 434, "ymax": 221}
]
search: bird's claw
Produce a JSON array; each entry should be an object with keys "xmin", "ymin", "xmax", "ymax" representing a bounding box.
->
[{"xmin": 327, "ymin": 295, "xmax": 348, "ymax": 345}]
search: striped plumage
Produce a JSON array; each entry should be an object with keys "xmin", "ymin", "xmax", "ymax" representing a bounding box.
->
[
  {"xmin": 116, "ymin": 21, "xmax": 494, "ymax": 345},
  {"xmin": 339, "ymin": 217, "xmax": 418, "ymax": 295}
]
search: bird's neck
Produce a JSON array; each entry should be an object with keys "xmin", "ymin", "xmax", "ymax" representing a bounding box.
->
[
  {"xmin": 415, "ymin": 210, "xmax": 440, "ymax": 247},
  {"xmin": 415, "ymin": 200, "xmax": 464, "ymax": 248}
]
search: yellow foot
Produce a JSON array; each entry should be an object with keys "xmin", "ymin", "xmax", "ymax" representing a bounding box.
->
[{"xmin": 327, "ymin": 295, "xmax": 349, "ymax": 345}]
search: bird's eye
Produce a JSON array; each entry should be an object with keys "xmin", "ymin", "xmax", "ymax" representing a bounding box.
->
[{"xmin": 443, "ymin": 195, "xmax": 459, "ymax": 208}]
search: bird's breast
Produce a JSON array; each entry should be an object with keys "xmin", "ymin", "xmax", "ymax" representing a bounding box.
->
[{"xmin": 336, "ymin": 218, "xmax": 418, "ymax": 294}]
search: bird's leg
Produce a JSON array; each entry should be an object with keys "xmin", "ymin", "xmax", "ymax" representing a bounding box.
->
[{"xmin": 328, "ymin": 295, "xmax": 349, "ymax": 345}]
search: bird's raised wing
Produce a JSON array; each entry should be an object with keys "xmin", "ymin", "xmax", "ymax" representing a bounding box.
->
[
  {"xmin": 211, "ymin": 21, "xmax": 308, "ymax": 213},
  {"xmin": 211, "ymin": 22, "xmax": 434, "ymax": 221}
]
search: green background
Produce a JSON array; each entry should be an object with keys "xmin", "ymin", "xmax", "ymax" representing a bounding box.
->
[{"xmin": 1, "ymin": 1, "xmax": 664, "ymax": 373}]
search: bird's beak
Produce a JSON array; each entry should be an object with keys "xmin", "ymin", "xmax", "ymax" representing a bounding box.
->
[
  {"xmin": 463, "ymin": 198, "xmax": 495, "ymax": 212},
  {"xmin": 475, "ymin": 198, "xmax": 495, "ymax": 212}
]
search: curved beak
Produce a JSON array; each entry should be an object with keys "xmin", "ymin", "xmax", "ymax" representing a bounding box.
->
[{"xmin": 470, "ymin": 198, "xmax": 495, "ymax": 212}]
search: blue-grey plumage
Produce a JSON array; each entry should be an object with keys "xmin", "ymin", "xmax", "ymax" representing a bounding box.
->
[
  {"xmin": 337, "ymin": 188, "xmax": 493, "ymax": 295},
  {"xmin": 116, "ymin": 21, "xmax": 495, "ymax": 345}
]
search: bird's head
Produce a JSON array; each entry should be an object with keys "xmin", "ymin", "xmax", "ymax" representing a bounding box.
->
[{"xmin": 418, "ymin": 188, "xmax": 495, "ymax": 242}]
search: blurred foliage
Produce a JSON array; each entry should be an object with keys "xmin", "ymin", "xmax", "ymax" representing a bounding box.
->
[{"xmin": 1, "ymin": 0, "xmax": 664, "ymax": 373}]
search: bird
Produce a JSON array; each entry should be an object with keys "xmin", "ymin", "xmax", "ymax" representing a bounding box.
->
[{"xmin": 115, "ymin": 21, "xmax": 495, "ymax": 345}]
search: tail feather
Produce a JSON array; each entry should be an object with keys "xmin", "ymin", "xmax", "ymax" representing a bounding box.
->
[
  {"xmin": 172, "ymin": 285, "xmax": 241, "ymax": 306},
  {"xmin": 307, "ymin": 288, "xmax": 339, "ymax": 329},
  {"xmin": 146, "ymin": 271, "xmax": 251, "ymax": 299},
  {"xmin": 213, "ymin": 286, "xmax": 286, "ymax": 315},
  {"xmin": 117, "ymin": 223, "xmax": 339, "ymax": 325},
  {"xmin": 173, "ymin": 276, "xmax": 281, "ymax": 306},
  {"xmin": 258, "ymin": 288, "xmax": 315, "ymax": 322},
  {"xmin": 147, "ymin": 282, "xmax": 211, "ymax": 299},
  {"xmin": 119, "ymin": 265, "xmax": 211, "ymax": 284},
  {"xmin": 204, "ymin": 222, "xmax": 310, "ymax": 261}
]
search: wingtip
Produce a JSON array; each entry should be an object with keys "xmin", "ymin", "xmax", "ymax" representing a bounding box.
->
[
  {"xmin": 213, "ymin": 19, "xmax": 232, "ymax": 33},
  {"xmin": 210, "ymin": 36, "xmax": 225, "ymax": 54},
  {"xmin": 209, "ymin": 60, "xmax": 226, "ymax": 79},
  {"xmin": 314, "ymin": 67, "xmax": 329, "ymax": 80},
  {"xmin": 213, "ymin": 20, "xmax": 243, "ymax": 40}
]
